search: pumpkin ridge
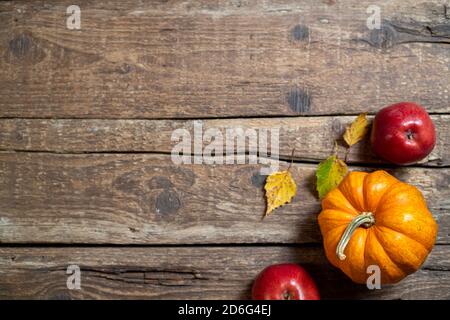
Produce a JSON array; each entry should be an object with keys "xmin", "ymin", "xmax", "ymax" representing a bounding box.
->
[
  {"xmin": 362, "ymin": 170, "xmax": 399, "ymax": 213},
  {"xmin": 338, "ymin": 171, "xmax": 367, "ymax": 212},
  {"xmin": 367, "ymin": 226, "xmax": 406, "ymax": 282},
  {"xmin": 345, "ymin": 229, "xmax": 369, "ymax": 283},
  {"xmin": 319, "ymin": 218, "xmax": 353, "ymax": 237},
  {"xmin": 363, "ymin": 227, "xmax": 371, "ymax": 278},
  {"xmin": 375, "ymin": 214, "xmax": 436, "ymax": 251},
  {"xmin": 322, "ymin": 187, "xmax": 359, "ymax": 216},
  {"xmin": 362, "ymin": 172, "xmax": 371, "ymax": 212},
  {"xmin": 323, "ymin": 225, "xmax": 348, "ymax": 269},
  {"xmin": 362, "ymin": 171, "xmax": 379, "ymax": 212},
  {"xmin": 376, "ymin": 225, "xmax": 430, "ymax": 254},
  {"xmin": 318, "ymin": 209, "xmax": 356, "ymax": 236},
  {"xmin": 372, "ymin": 180, "xmax": 403, "ymax": 215},
  {"xmin": 374, "ymin": 226, "xmax": 429, "ymax": 274}
]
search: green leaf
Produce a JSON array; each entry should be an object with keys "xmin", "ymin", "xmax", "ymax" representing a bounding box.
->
[{"xmin": 316, "ymin": 155, "xmax": 348, "ymax": 199}]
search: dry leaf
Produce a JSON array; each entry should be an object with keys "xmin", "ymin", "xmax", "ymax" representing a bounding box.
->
[
  {"xmin": 316, "ymin": 155, "xmax": 348, "ymax": 199},
  {"xmin": 264, "ymin": 170, "xmax": 297, "ymax": 216},
  {"xmin": 343, "ymin": 113, "xmax": 369, "ymax": 147}
]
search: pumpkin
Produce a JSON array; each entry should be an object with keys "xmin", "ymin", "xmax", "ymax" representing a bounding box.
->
[{"xmin": 318, "ymin": 170, "xmax": 438, "ymax": 284}]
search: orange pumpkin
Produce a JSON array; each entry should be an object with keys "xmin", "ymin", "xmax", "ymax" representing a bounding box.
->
[{"xmin": 318, "ymin": 170, "xmax": 438, "ymax": 284}]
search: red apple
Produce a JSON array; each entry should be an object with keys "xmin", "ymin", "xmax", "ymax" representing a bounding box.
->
[
  {"xmin": 252, "ymin": 263, "xmax": 320, "ymax": 300},
  {"xmin": 370, "ymin": 102, "xmax": 436, "ymax": 165}
]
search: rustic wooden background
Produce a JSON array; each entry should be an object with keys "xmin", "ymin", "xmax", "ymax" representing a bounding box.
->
[{"xmin": 0, "ymin": 0, "xmax": 449, "ymax": 299}]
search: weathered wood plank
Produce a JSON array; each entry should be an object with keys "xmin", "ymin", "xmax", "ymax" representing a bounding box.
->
[
  {"xmin": 0, "ymin": 245, "xmax": 448, "ymax": 299},
  {"xmin": 0, "ymin": 0, "xmax": 448, "ymax": 118},
  {"xmin": 0, "ymin": 153, "xmax": 448, "ymax": 244},
  {"xmin": 0, "ymin": 115, "xmax": 448, "ymax": 166}
]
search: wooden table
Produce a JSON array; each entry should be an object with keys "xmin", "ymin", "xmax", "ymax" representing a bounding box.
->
[{"xmin": 0, "ymin": 0, "xmax": 449, "ymax": 299}]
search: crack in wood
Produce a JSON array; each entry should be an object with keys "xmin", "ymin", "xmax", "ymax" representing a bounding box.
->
[
  {"xmin": 43, "ymin": 265, "xmax": 209, "ymax": 286},
  {"xmin": 362, "ymin": 20, "xmax": 450, "ymax": 49}
]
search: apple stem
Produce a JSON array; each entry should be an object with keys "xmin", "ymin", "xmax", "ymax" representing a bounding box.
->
[
  {"xmin": 336, "ymin": 212, "xmax": 375, "ymax": 260},
  {"xmin": 283, "ymin": 291, "xmax": 292, "ymax": 300},
  {"xmin": 287, "ymin": 148, "xmax": 296, "ymax": 172},
  {"xmin": 406, "ymin": 130, "xmax": 414, "ymax": 140}
]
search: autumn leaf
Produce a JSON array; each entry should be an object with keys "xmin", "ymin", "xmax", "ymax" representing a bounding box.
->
[
  {"xmin": 343, "ymin": 113, "xmax": 369, "ymax": 147},
  {"xmin": 316, "ymin": 155, "xmax": 348, "ymax": 199},
  {"xmin": 264, "ymin": 170, "xmax": 297, "ymax": 216}
]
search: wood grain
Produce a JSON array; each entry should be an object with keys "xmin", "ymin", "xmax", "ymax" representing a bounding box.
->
[
  {"xmin": 0, "ymin": 245, "xmax": 448, "ymax": 299},
  {"xmin": 0, "ymin": 0, "xmax": 449, "ymax": 118},
  {"xmin": 0, "ymin": 0, "xmax": 449, "ymax": 300},
  {"xmin": 0, "ymin": 115, "xmax": 449, "ymax": 166},
  {"xmin": 0, "ymin": 153, "xmax": 448, "ymax": 244}
]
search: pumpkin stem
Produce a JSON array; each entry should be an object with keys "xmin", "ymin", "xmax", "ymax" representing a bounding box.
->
[{"xmin": 336, "ymin": 212, "xmax": 375, "ymax": 261}]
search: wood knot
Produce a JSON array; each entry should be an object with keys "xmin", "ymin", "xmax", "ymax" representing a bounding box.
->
[
  {"xmin": 155, "ymin": 189, "xmax": 181, "ymax": 215},
  {"xmin": 148, "ymin": 176, "xmax": 174, "ymax": 189},
  {"xmin": 116, "ymin": 63, "xmax": 132, "ymax": 74},
  {"xmin": 291, "ymin": 25, "xmax": 310, "ymax": 41},
  {"xmin": 9, "ymin": 33, "xmax": 32, "ymax": 58},
  {"xmin": 6, "ymin": 33, "xmax": 45, "ymax": 64},
  {"xmin": 437, "ymin": 173, "xmax": 450, "ymax": 190},
  {"xmin": 287, "ymin": 87, "xmax": 311, "ymax": 113},
  {"xmin": 368, "ymin": 24, "xmax": 398, "ymax": 49}
]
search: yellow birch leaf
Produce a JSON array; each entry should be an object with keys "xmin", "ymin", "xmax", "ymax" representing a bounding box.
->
[
  {"xmin": 316, "ymin": 155, "xmax": 348, "ymax": 199},
  {"xmin": 343, "ymin": 113, "xmax": 369, "ymax": 147},
  {"xmin": 264, "ymin": 170, "xmax": 297, "ymax": 216}
]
